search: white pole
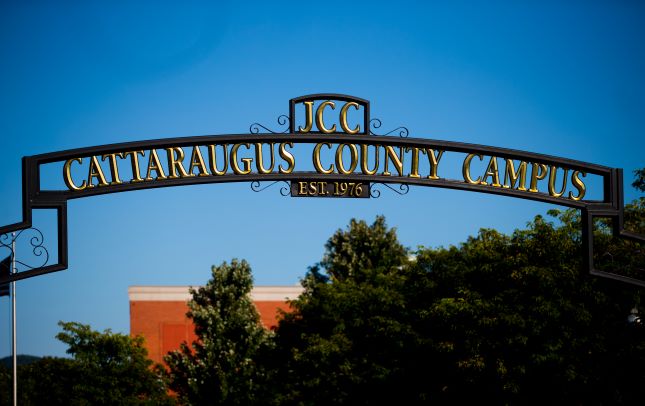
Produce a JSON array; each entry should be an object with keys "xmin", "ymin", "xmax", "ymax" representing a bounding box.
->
[{"xmin": 11, "ymin": 232, "xmax": 17, "ymax": 406}]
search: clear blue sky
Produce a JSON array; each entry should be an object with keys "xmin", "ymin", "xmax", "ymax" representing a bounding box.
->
[{"xmin": 1, "ymin": 1, "xmax": 643, "ymax": 358}]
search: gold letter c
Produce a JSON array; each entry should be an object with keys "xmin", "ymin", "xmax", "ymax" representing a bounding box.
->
[
  {"xmin": 316, "ymin": 101, "xmax": 336, "ymax": 133},
  {"xmin": 462, "ymin": 153, "xmax": 483, "ymax": 184},
  {"xmin": 63, "ymin": 158, "xmax": 87, "ymax": 191},
  {"xmin": 339, "ymin": 102, "xmax": 360, "ymax": 134}
]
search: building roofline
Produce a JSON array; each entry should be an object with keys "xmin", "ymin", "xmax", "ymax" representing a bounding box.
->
[{"xmin": 128, "ymin": 285, "xmax": 304, "ymax": 302}]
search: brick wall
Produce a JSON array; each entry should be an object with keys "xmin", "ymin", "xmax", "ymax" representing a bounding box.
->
[{"xmin": 129, "ymin": 286, "xmax": 303, "ymax": 364}]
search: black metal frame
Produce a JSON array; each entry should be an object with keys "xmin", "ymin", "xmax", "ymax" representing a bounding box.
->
[{"xmin": 0, "ymin": 94, "xmax": 643, "ymax": 287}]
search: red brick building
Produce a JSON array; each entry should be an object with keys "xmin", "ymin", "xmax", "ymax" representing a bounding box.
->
[{"xmin": 129, "ymin": 286, "xmax": 303, "ymax": 364}]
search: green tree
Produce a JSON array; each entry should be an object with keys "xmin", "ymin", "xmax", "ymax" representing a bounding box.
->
[
  {"xmin": 318, "ymin": 215, "xmax": 408, "ymax": 282},
  {"xmin": 56, "ymin": 321, "xmax": 173, "ymax": 405},
  {"xmin": 0, "ymin": 323, "xmax": 173, "ymax": 406},
  {"xmin": 0, "ymin": 364, "xmax": 9, "ymax": 405},
  {"xmin": 270, "ymin": 186, "xmax": 645, "ymax": 404},
  {"xmin": 6, "ymin": 357, "xmax": 79, "ymax": 406},
  {"xmin": 270, "ymin": 216, "xmax": 421, "ymax": 404},
  {"xmin": 164, "ymin": 259, "xmax": 271, "ymax": 406},
  {"xmin": 408, "ymin": 198, "xmax": 645, "ymax": 403},
  {"xmin": 632, "ymin": 167, "xmax": 645, "ymax": 192}
]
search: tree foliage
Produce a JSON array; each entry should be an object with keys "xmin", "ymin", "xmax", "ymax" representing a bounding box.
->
[
  {"xmin": 0, "ymin": 322, "xmax": 173, "ymax": 406},
  {"xmin": 0, "ymin": 357, "xmax": 79, "ymax": 406},
  {"xmin": 633, "ymin": 168, "xmax": 645, "ymax": 192},
  {"xmin": 408, "ymin": 202, "xmax": 645, "ymax": 403},
  {"xmin": 164, "ymin": 259, "xmax": 271, "ymax": 406},
  {"xmin": 267, "ymin": 195, "xmax": 645, "ymax": 404},
  {"xmin": 269, "ymin": 216, "xmax": 422, "ymax": 404},
  {"xmin": 318, "ymin": 216, "xmax": 408, "ymax": 282},
  {"xmin": 56, "ymin": 321, "xmax": 173, "ymax": 405}
]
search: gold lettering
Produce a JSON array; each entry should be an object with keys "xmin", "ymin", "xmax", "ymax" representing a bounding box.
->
[
  {"xmin": 299, "ymin": 181, "xmax": 307, "ymax": 195},
  {"xmin": 255, "ymin": 143, "xmax": 275, "ymax": 174},
  {"xmin": 569, "ymin": 170, "xmax": 586, "ymax": 201},
  {"xmin": 231, "ymin": 143, "xmax": 252, "ymax": 175},
  {"xmin": 278, "ymin": 142, "xmax": 295, "ymax": 174},
  {"xmin": 503, "ymin": 159, "xmax": 527, "ymax": 190},
  {"xmin": 382, "ymin": 146, "xmax": 404, "ymax": 176},
  {"xmin": 405, "ymin": 147, "xmax": 423, "ymax": 178},
  {"xmin": 335, "ymin": 143, "xmax": 358, "ymax": 175},
  {"xmin": 316, "ymin": 101, "xmax": 336, "ymax": 133},
  {"xmin": 529, "ymin": 163, "xmax": 548, "ymax": 192},
  {"xmin": 187, "ymin": 146, "xmax": 209, "ymax": 177},
  {"xmin": 317, "ymin": 181, "xmax": 328, "ymax": 195},
  {"xmin": 101, "ymin": 153, "xmax": 123, "ymax": 185},
  {"xmin": 313, "ymin": 143, "xmax": 334, "ymax": 174},
  {"xmin": 361, "ymin": 144, "xmax": 380, "ymax": 175},
  {"xmin": 425, "ymin": 149, "xmax": 444, "ymax": 180},
  {"xmin": 144, "ymin": 149, "xmax": 167, "ymax": 181},
  {"xmin": 208, "ymin": 144, "xmax": 228, "ymax": 175},
  {"xmin": 548, "ymin": 166, "xmax": 568, "ymax": 198},
  {"xmin": 339, "ymin": 102, "xmax": 360, "ymax": 134},
  {"xmin": 481, "ymin": 156, "xmax": 501, "ymax": 187},
  {"xmin": 299, "ymin": 101, "xmax": 314, "ymax": 133},
  {"xmin": 122, "ymin": 150, "xmax": 145, "ymax": 183},
  {"xmin": 463, "ymin": 153, "xmax": 483, "ymax": 184},
  {"xmin": 87, "ymin": 155, "xmax": 109, "ymax": 188},
  {"xmin": 63, "ymin": 158, "xmax": 87, "ymax": 191},
  {"xmin": 166, "ymin": 147, "xmax": 190, "ymax": 179}
]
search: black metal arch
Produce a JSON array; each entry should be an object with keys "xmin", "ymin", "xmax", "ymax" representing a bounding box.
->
[{"xmin": 0, "ymin": 95, "xmax": 643, "ymax": 287}]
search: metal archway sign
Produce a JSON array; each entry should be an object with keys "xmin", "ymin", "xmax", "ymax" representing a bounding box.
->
[{"xmin": 0, "ymin": 94, "xmax": 643, "ymax": 286}]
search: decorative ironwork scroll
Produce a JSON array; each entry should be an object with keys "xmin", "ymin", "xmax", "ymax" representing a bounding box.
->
[
  {"xmin": 0, "ymin": 228, "xmax": 50, "ymax": 271},
  {"xmin": 369, "ymin": 118, "xmax": 409, "ymax": 138},
  {"xmin": 250, "ymin": 180, "xmax": 290, "ymax": 196},
  {"xmin": 249, "ymin": 114, "xmax": 290, "ymax": 134},
  {"xmin": 370, "ymin": 183, "xmax": 410, "ymax": 198}
]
